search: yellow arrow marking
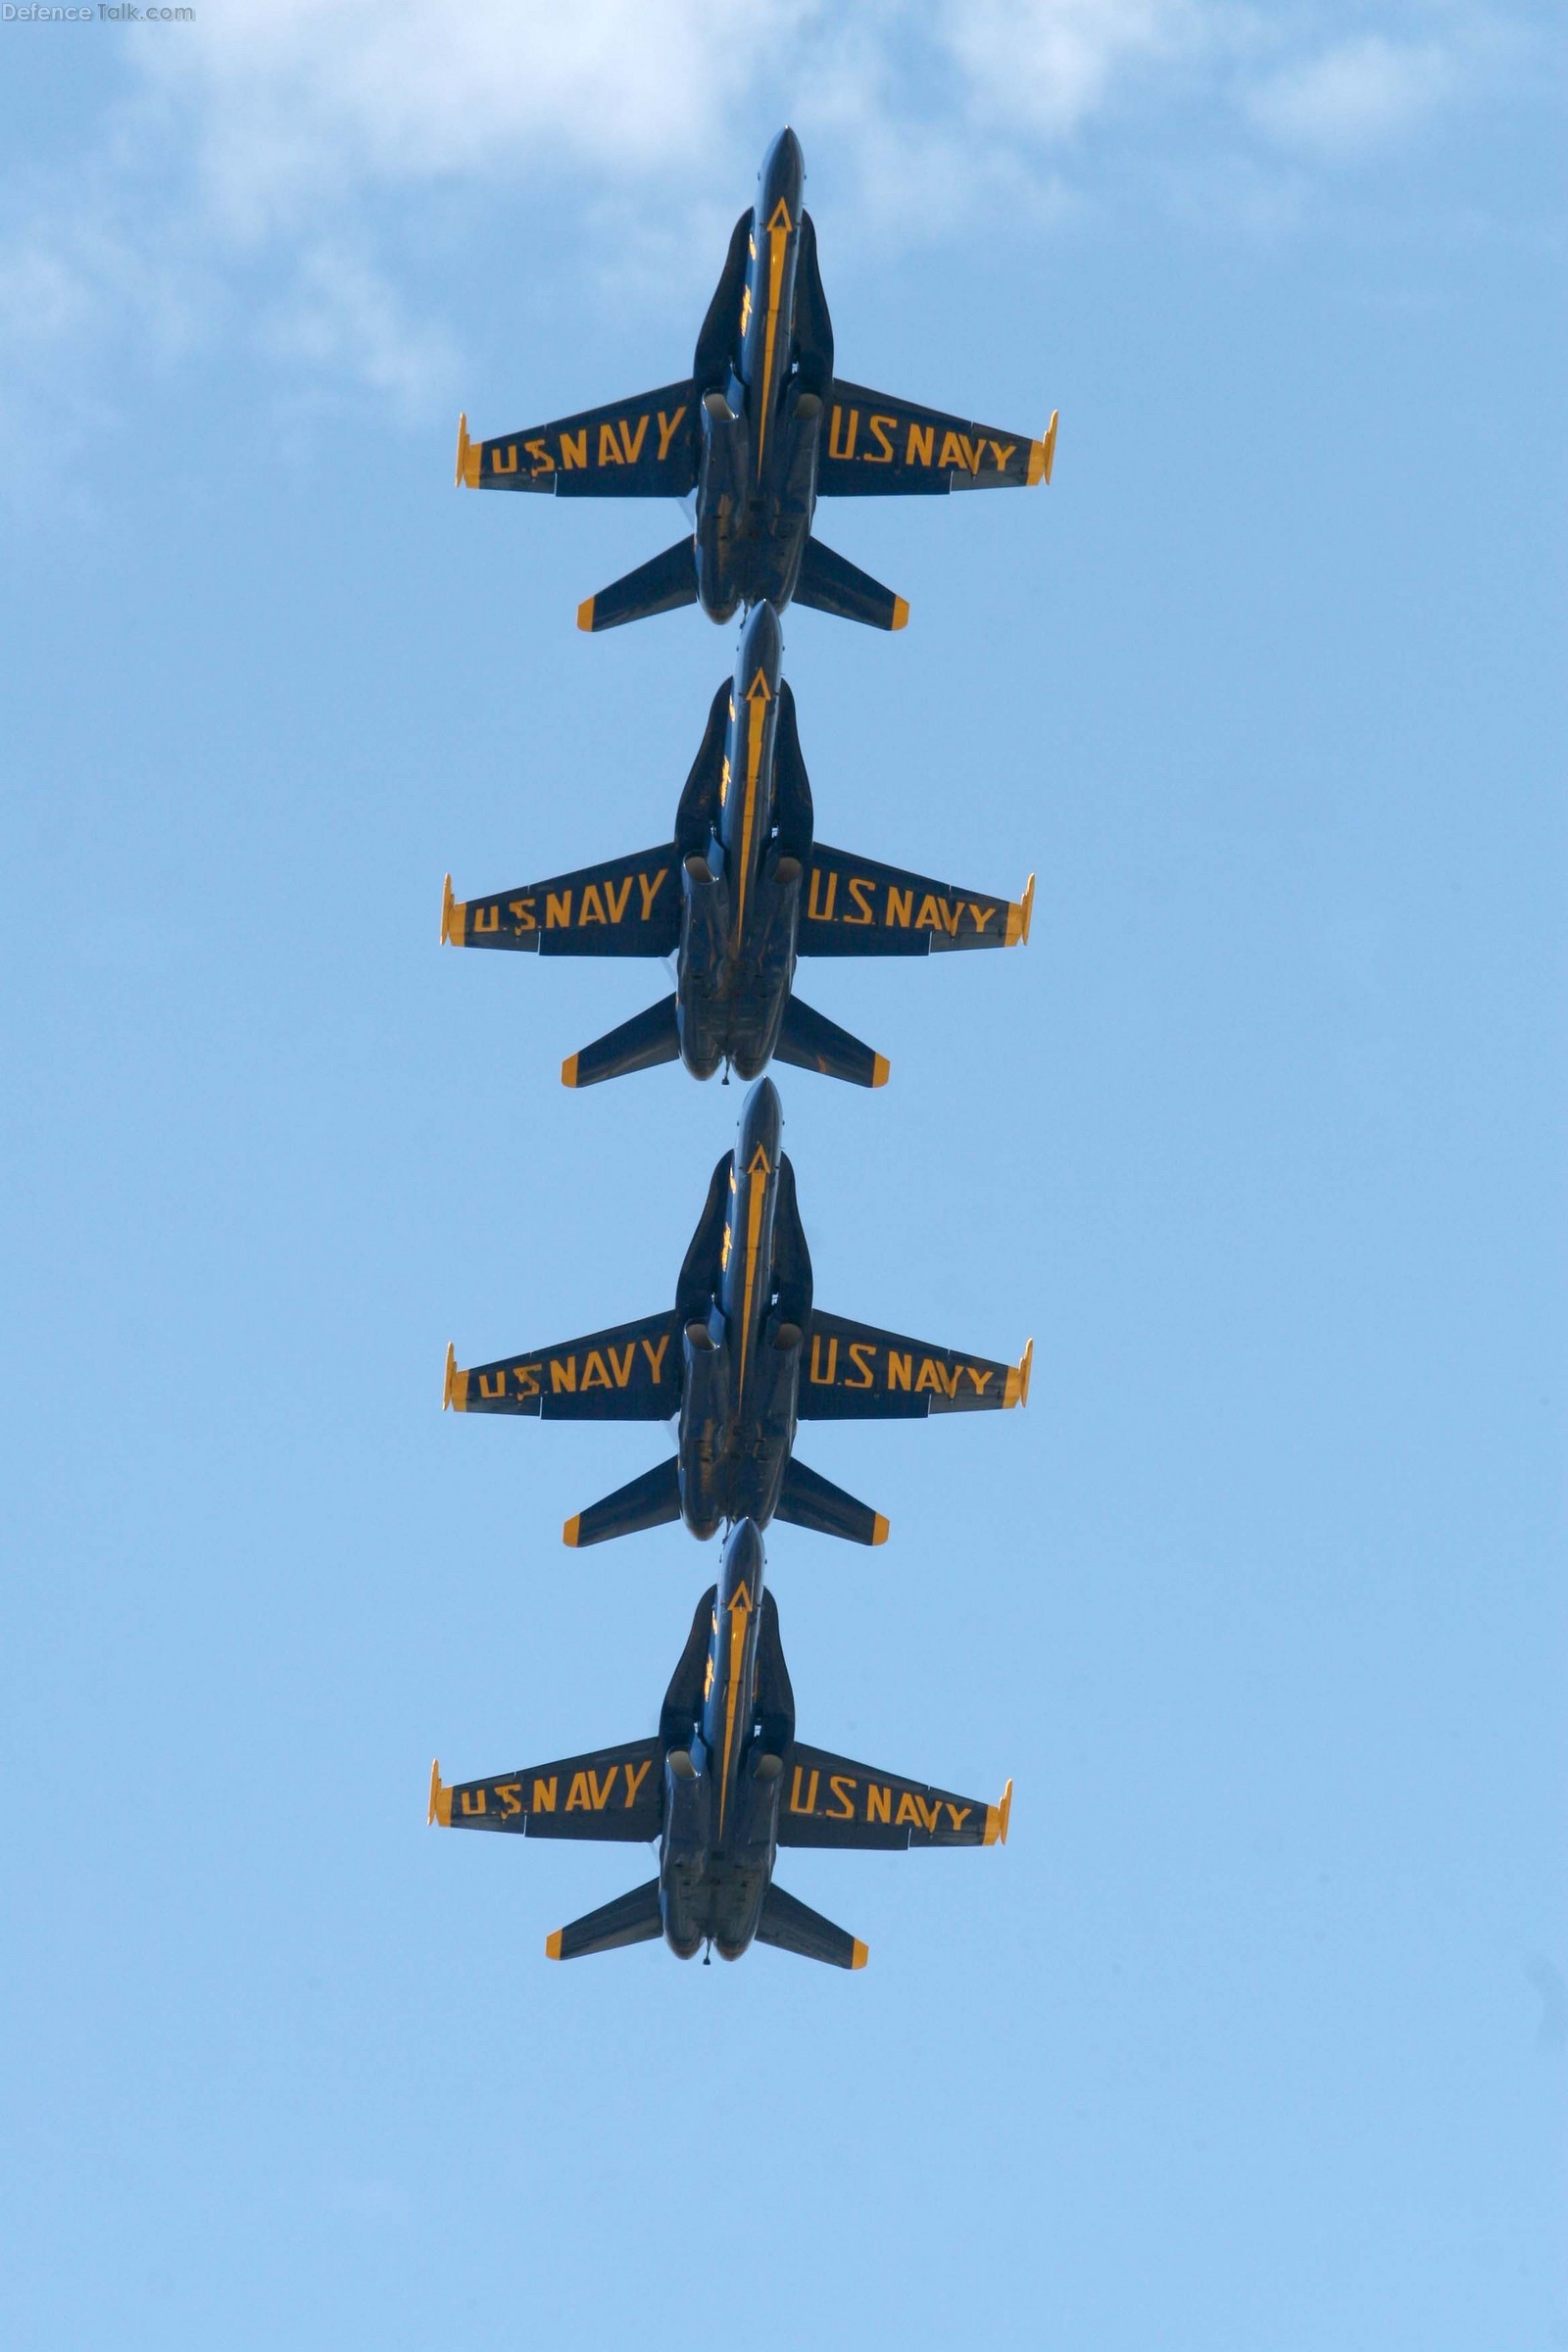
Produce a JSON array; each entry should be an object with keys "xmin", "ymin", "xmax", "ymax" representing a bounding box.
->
[
  {"xmin": 732, "ymin": 675, "xmax": 769, "ymax": 952},
  {"xmin": 715, "ymin": 1577, "xmax": 754, "ymax": 1840},
  {"xmin": 735, "ymin": 1142, "xmax": 771, "ymax": 1410},
  {"xmin": 755, "ymin": 197, "xmax": 793, "ymax": 476}
]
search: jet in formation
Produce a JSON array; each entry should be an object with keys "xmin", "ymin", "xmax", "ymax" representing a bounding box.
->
[
  {"xmin": 454, "ymin": 126, "xmax": 1057, "ymax": 634},
  {"xmin": 428, "ymin": 1516, "xmax": 1010, "ymax": 1966},
  {"xmin": 444, "ymin": 1075, "xmax": 1030, "ymax": 1547},
  {"xmin": 441, "ymin": 600, "xmax": 1034, "ymax": 1090}
]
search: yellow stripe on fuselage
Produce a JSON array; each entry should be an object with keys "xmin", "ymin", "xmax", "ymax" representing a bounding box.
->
[
  {"xmin": 735, "ymin": 1147, "xmax": 769, "ymax": 1409},
  {"xmin": 732, "ymin": 686, "xmax": 767, "ymax": 951},
  {"xmin": 715, "ymin": 1581, "xmax": 753, "ymax": 1841},
  {"xmin": 755, "ymin": 201, "xmax": 791, "ymax": 477}
]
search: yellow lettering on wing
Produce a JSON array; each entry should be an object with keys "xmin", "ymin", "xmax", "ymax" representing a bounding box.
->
[
  {"xmin": 945, "ymin": 1803, "xmax": 972, "ymax": 1834},
  {"xmin": 866, "ymin": 414, "xmax": 897, "ymax": 464},
  {"xmin": 525, "ymin": 437, "xmax": 554, "ymax": 477},
  {"xmin": 546, "ymin": 890, "xmax": 572, "ymax": 928},
  {"xmin": 827, "ymin": 406, "xmax": 859, "ymax": 462},
  {"xmin": 511, "ymin": 1363, "xmax": 541, "ymax": 1399},
  {"xmin": 564, "ymin": 1772, "xmax": 591, "ymax": 1810},
  {"xmin": 580, "ymin": 1351, "xmax": 612, "ymax": 1392},
  {"xmin": 560, "ymin": 428, "xmax": 588, "ymax": 469},
  {"xmin": 588, "ymin": 1766, "xmax": 617, "ymax": 1809},
  {"xmin": 937, "ymin": 430, "xmax": 968, "ymax": 473},
  {"xmin": 915, "ymin": 895, "xmax": 942, "ymax": 930},
  {"xmin": 915, "ymin": 1358, "xmax": 944, "ymax": 1395},
  {"xmin": 622, "ymin": 1758, "xmax": 653, "ymax": 1808},
  {"xmin": 845, "ymin": 876, "xmax": 874, "ymax": 926},
  {"xmin": 477, "ymin": 1370, "xmax": 507, "ymax": 1400},
  {"xmin": 578, "ymin": 883, "xmax": 607, "ymax": 926},
  {"xmin": 888, "ymin": 1351, "xmax": 912, "ymax": 1392},
  {"xmin": 532, "ymin": 1777, "xmax": 558, "ymax": 1812},
  {"xmin": 490, "ymin": 444, "xmax": 518, "ymax": 475},
  {"xmin": 509, "ymin": 897, "xmax": 537, "ymax": 931},
  {"xmin": 806, "ymin": 865, "xmax": 838, "ymax": 922},
  {"xmin": 808, "ymin": 1334, "xmax": 839, "ymax": 1386},
  {"xmin": 641, "ymin": 1333, "xmax": 670, "ymax": 1383},
  {"xmin": 461, "ymin": 1788, "xmax": 487, "ymax": 1815},
  {"xmin": 847, "ymin": 1342, "xmax": 875, "ymax": 1390},
  {"xmin": 603, "ymin": 875, "xmax": 634, "ymax": 924},
  {"xmin": 497, "ymin": 1782, "xmax": 523, "ymax": 1816},
  {"xmin": 473, "ymin": 904, "xmax": 500, "ymax": 935},
  {"xmin": 597, "ymin": 423, "xmax": 623, "ymax": 466},
  {"xmin": 886, "ymin": 886, "xmax": 912, "ymax": 928},
  {"xmin": 607, "ymin": 1344, "xmax": 635, "ymax": 1388},
  {"xmin": 988, "ymin": 440, "xmax": 1016, "ymax": 472},
  {"xmin": 619, "ymin": 415, "xmax": 650, "ymax": 465},
  {"xmin": 550, "ymin": 1357, "xmax": 576, "ymax": 1394},
  {"xmin": 866, "ymin": 1783, "xmax": 892, "ymax": 1825},
  {"xmin": 828, "ymin": 1774, "xmax": 857, "ymax": 1820},
  {"xmin": 637, "ymin": 868, "xmax": 668, "ymax": 920},
  {"xmin": 906, "ymin": 421, "xmax": 934, "ymax": 467},
  {"xmin": 788, "ymin": 1766, "xmax": 820, "ymax": 1815},
  {"xmin": 965, "ymin": 1366, "xmax": 994, "ymax": 1396},
  {"xmin": 895, "ymin": 1789, "xmax": 924, "ymax": 1828},
  {"xmin": 969, "ymin": 904, "xmax": 996, "ymax": 933},
  {"xmin": 656, "ymin": 406, "xmax": 687, "ymax": 461}
]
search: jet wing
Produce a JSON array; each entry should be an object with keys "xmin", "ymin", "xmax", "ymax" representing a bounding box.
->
[
  {"xmin": 428, "ymin": 1742, "xmax": 662, "ymax": 1839},
  {"xmin": 777, "ymin": 1743, "xmax": 1011, "ymax": 1849},
  {"xmin": 796, "ymin": 845, "xmax": 1033, "ymax": 956},
  {"xmin": 444, "ymin": 1315, "xmax": 681, "ymax": 1421},
  {"xmin": 441, "ymin": 852, "xmax": 680, "ymax": 958},
  {"xmin": 814, "ymin": 379, "xmax": 1055, "ymax": 495},
  {"xmin": 795, "ymin": 1313, "xmax": 1031, "ymax": 1418},
  {"xmin": 456, "ymin": 384, "xmax": 698, "ymax": 497}
]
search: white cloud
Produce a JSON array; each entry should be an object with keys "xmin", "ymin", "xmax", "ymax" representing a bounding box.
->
[
  {"xmin": 1247, "ymin": 32, "xmax": 1453, "ymax": 159},
  {"xmin": 940, "ymin": 0, "xmax": 1200, "ymax": 136}
]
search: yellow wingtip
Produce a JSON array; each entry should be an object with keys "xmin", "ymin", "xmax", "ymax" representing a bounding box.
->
[
  {"xmin": 440, "ymin": 872, "xmax": 467, "ymax": 947},
  {"xmin": 561, "ymin": 1054, "xmax": 579, "ymax": 1089},
  {"xmin": 563, "ymin": 1514, "xmax": 582, "ymax": 1548},
  {"xmin": 890, "ymin": 596, "xmax": 909, "ymax": 631},
  {"xmin": 851, "ymin": 1939, "xmax": 869, "ymax": 1970},
  {"xmin": 1043, "ymin": 409, "xmax": 1058, "ymax": 486},
  {"xmin": 545, "ymin": 1930, "xmax": 564, "ymax": 1961},
  {"xmin": 427, "ymin": 1760, "xmax": 452, "ymax": 1827},
  {"xmin": 443, "ymin": 1343, "xmax": 468, "ymax": 1413},
  {"xmin": 576, "ymin": 597, "xmax": 596, "ymax": 632},
  {"xmin": 1016, "ymin": 1338, "xmax": 1034, "ymax": 1408},
  {"xmin": 455, "ymin": 413, "xmax": 479, "ymax": 489},
  {"xmin": 870, "ymin": 1513, "xmax": 890, "ymax": 1546},
  {"xmin": 999, "ymin": 1777, "xmax": 1013, "ymax": 1845},
  {"xmin": 1019, "ymin": 872, "xmax": 1036, "ymax": 947},
  {"xmin": 870, "ymin": 1054, "xmax": 890, "ymax": 1089}
]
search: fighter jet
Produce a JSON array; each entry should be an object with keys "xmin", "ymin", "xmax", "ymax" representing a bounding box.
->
[
  {"xmin": 443, "ymin": 1076, "xmax": 1030, "ymax": 1548},
  {"xmin": 440, "ymin": 600, "xmax": 1034, "ymax": 1090},
  {"xmin": 428, "ymin": 1517, "xmax": 1010, "ymax": 1966},
  {"xmin": 453, "ymin": 126, "xmax": 1057, "ymax": 634}
]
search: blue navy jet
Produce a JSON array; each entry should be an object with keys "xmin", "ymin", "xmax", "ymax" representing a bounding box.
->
[
  {"xmin": 428, "ymin": 1518, "xmax": 1011, "ymax": 1966},
  {"xmin": 454, "ymin": 126, "xmax": 1057, "ymax": 633},
  {"xmin": 444, "ymin": 1076, "xmax": 1030, "ymax": 1548},
  {"xmin": 440, "ymin": 600, "xmax": 1033, "ymax": 1089}
]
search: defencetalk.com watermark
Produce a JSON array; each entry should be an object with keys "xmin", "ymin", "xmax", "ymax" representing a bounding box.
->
[{"xmin": 3, "ymin": 5, "xmax": 194, "ymax": 18}]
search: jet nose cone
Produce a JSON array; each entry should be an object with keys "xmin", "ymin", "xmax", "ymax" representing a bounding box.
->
[
  {"xmin": 737, "ymin": 1075, "xmax": 783, "ymax": 1172},
  {"xmin": 758, "ymin": 126, "xmax": 805, "ymax": 220},
  {"xmin": 720, "ymin": 1517, "xmax": 766, "ymax": 1602},
  {"xmin": 738, "ymin": 599, "xmax": 782, "ymax": 694}
]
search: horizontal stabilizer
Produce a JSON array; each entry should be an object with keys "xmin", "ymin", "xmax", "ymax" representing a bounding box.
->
[
  {"xmin": 546, "ymin": 1876, "xmax": 664, "ymax": 1961},
  {"xmin": 429, "ymin": 1740, "xmax": 662, "ymax": 1841},
  {"xmin": 756, "ymin": 1881, "xmax": 866, "ymax": 1970},
  {"xmin": 565, "ymin": 1456, "xmax": 682, "ymax": 1548},
  {"xmin": 457, "ymin": 384, "xmax": 698, "ymax": 498},
  {"xmin": 564, "ymin": 995, "xmax": 680, "ymax": 1089},
  {"xmin": 794, "ymin": 535, "xmax": 908, "ymax": 632},
  {"xmin": 796, "ymin": 1316, "xmax": 1031, "ymax": 1420},
  {"xmin": 578, "ymin": 536, "xmax": 698, "ymax": 633},
  {"xmin": 446, "ymin": 1313, "xmax": 681, "ymax": 1422},
  {"xmin": 774, "ymin": 994, "xmax": 888, "ymax": 1089},
  {"xmin": 775, "ymin": 1456, "xmax": 888, "ymax": 1547},
  {"xmin": 443, "ymin": 851, "xmax": 681, "ymax": 958},
  {"xmin": 778, "ymin": 1744, "xmax": 1011, "ymax": 1850},
  {"xmin": 814, "ymin": 381, "xmax": 1054, "ymax": 495},
  {"xmin": 797, "ymin": 846, "xmax": 1033, "ymax": 956}
]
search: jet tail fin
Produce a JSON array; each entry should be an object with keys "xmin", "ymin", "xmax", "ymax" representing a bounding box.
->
[
  {"xmin": 775, "ymin": 1456, "xmax": 889, "ymax": 1547},
  {"xmin": 563, "ymin": 994, "xmax": 680, "ymax": 1089},
  {"xmin": 578, "ymin": 537, "xmax": 698, "ymax": 632},
  {"xmin": 756, "ymin": 1881, "xmax": 867, "ymax": 1970},
  {"xmin": 564, "ymin": 1456, "xmax": 682, "ymax": 1548},
  {"xmin": 545, "ymin": 1875, "xmax": 663, "ymax": 1961},
  {"xmin": 794, "ymin": 535, "xmax": 908, "ymax": 632},
  {"xmin": 774, "ymin": 993, "xmax": 888, "ymax": 1089}
]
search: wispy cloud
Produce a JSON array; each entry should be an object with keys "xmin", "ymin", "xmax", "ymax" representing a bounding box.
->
[{"xmin": 0, "ymin": 0, "xmax": 1515, "ymax": 450}]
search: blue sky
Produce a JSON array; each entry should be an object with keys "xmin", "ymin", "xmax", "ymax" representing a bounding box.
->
[{"xmin": 3, "ymin": 5, "xmax": 1564, "ymax": 2347}]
